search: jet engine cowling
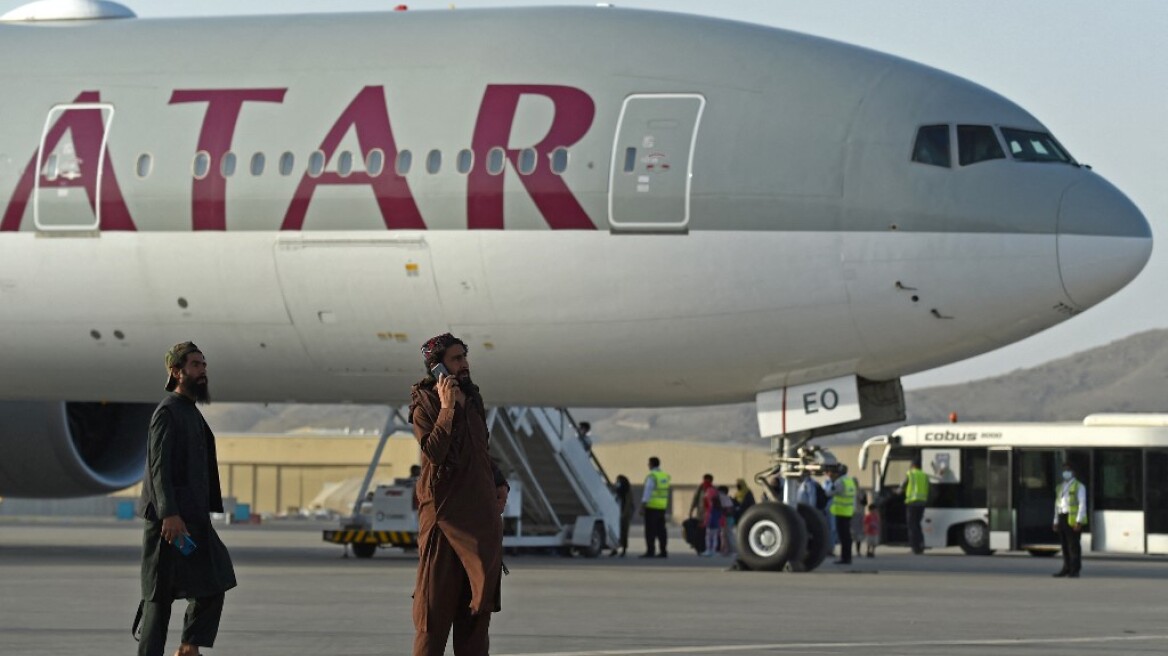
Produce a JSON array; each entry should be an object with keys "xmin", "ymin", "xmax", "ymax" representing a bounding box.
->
[{"xmin": 0, "ymin": 401, "xmax": 154, "ymax": 498}]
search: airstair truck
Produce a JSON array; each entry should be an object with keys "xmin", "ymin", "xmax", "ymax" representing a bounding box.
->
[{"xmin": 324, "ymin": 407, "xmax": 621, "ymax": 558}]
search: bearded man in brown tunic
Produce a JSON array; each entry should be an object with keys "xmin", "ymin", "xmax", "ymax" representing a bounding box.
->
[{"xmin": 410, "ymin": 333, "xmax": 508, "ymax": 655}]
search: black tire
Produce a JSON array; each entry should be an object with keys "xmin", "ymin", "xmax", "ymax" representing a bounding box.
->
[
  {"xmin": 958, "ymin": 521, "xmax": 993, "ymax": 556},
  {"xmin": 1027, "ymin": 548, "xmax": 1058, "ymax": 557},
  {"xmin": 579, "ymin": 522, "xmax": 605, "ymax": 558},
  {"xmin": 351, "ymin": 542, "xmax": 377, "ymax": 559},
  {"xmin": 736, "ymin": 502, "xmax": 807, "ymax": 571},
  {"xmin": 789, "ymin": 503, "xmax": 829, "ymax": 572}
]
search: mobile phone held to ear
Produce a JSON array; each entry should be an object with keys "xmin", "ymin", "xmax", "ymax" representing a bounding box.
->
[
  {"xmin": 173, "ymin": 534, "xmax": 197, "ymax": 557},
  {"xmin": 431, "ymin": 363, "xmax": 450, "ymax": 379}
]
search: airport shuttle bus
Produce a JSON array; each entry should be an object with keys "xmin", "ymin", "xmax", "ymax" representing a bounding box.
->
[{"xmin": 859, "ymin": 414, "xmax": 1168, "ymax": 557}]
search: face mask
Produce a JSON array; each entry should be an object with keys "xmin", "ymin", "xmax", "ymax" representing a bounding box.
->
[{"xmin": 1062, "ymin": 470, "xmax": 1073, "ymax": 481}]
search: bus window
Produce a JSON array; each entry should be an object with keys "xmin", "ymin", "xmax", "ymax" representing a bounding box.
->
[
  {"xmin": 882, "ymin": 452, "xmax": 912, "ymax": 488},
  {"xmin": 1094, "ymin": 449, "xmax": 1142, "ymax": 511},
  {"xmin": 929, "ymin": 449, "xmax": 987, "ymax": 509}
]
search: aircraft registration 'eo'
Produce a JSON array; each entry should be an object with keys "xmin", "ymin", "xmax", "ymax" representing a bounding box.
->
[{"xmin": 0, "ymin": 1, "xmax": 1152, "ymax": 498}]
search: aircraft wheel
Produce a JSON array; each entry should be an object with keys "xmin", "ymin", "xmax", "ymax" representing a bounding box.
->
[
  {"xmin": 351, "ymin": 542, "xmax": 377, "ymax": 559},
  {"xmin": 958, "ymin": 521, "xmax": 993, "ymax": 556},
  {"xmin": 736, "ymin": 502, "xmax": 807, "ymax": 571},
  {"xmin": 788, "ymin": 503, "xmax": 829, "ymax": 572}
]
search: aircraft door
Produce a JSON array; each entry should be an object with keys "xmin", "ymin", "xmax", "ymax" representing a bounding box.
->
[
  {"xmin": 34, "ymin": 103, "xmax": 114, "ymax": 231},
  {"xmin": 608, "ymin": 94, "xmax": 704, "ymax": 232},
  {"xmin": 987, "ymin": 447, "xmax": 1013, "ymax": 551}
]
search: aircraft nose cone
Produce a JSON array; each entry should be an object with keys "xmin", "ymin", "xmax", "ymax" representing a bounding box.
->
[{"xmin": 1057, "ymin": 176, "xmax": 1152, "ymax": 310}]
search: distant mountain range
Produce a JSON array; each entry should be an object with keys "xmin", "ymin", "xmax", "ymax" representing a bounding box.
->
[{"xmin": 203, "ymin": 328, "xmax": 1168, "ymax": 443}]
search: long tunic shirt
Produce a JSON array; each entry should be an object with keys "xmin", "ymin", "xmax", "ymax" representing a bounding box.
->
[
  {"xmin": 410, "ymin": 383, "xmax": 504, "ymax": 615},
  {"xmin": 139, "ymin": 393, "xmax": 237, "ymax": 601}
]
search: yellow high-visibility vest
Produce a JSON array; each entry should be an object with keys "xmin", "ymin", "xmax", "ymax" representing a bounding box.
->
[
  {"xmin": 905, "ymin": 468, "xmax": 930, "ymax": 505},
  {"xmin": 1057, "ymin": 479, "xmax": 1088, "ymax": 528},
  {"xmin": 646, "ymin": 470, "xmax": 671, "ymax": 510},
  {"xmin": 830, "ymin": 476, "xmax": 856, "ymax": 518}
]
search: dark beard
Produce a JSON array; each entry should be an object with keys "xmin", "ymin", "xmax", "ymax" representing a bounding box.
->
[
  {"xmin": 458, "ymin": 374, "xmax": 481, "ymax": 402},
  {"xmin": 182, "ymin": 380, "xmax": 211, "ymax": 404}
]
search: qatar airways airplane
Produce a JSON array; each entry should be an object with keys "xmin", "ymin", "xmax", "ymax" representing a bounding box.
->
[{"xmin": 0, "ymin": 1, "xmax": 1152, "ymax": 498}]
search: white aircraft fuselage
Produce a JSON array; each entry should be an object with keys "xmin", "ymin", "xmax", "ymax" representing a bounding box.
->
[{"xmin": 0, "ymin": 5, "xmax": 1152, "ymax": 495}]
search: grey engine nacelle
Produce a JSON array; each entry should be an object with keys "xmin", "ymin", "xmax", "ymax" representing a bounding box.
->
[{"xmin": 0, "ymin": 401, "xmax": 153, "ymax": 498}]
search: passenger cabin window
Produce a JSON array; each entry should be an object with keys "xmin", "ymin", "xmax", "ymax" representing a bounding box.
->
[
  {"xmin": 279, "ymin": 152, "xmax": 295, "ymax": 176},
  {"xmin": 307, "ymin": 151, "xmax": 325, "ymax": 178},
  {"xmin": 456, "ymin": 149, "xmax": 473, "ymax": 174},
  {"xmin": 486, "ymin": 148, "xmax": 505, "ymax": 175},
  {"xmin": 957, "ymin": 125, "xmax": 1005, "ymax": 166},
  {"xmin": 911, "ymin": 125, "xmax": 950, "ymax": 168},
  {"xmin": 1000, "ymin": 128, "xmax": 1074, "ymax": 164},
  {"xmin": 136, "ymin": 153, "xmax": 152, "ymax": 179},
  {"xmin": 221, "ymin": 152, "xmax": 237, "ymax": 178},
  {"xmin": 551, "ymin": 147, "xmax": 569, "ymax": 175},
  {"xmin": 250, "ymin": 153, "xmax": 265, "ymax": 176},
  {"xmin": 518, "ymin": 148, "xmax": 537, "ymax": 175},
  {"xmin": 366, "ymin": 149, "xmax": 384, "ymax": 177},
  {"xmin": 426, "ymin": 149, "xmax": 442, "ymax": 174},
  {"xmin": 192, "ymin": 151, "xmax": 210, "ymax": 179},
  {"xmin": 395, "ymin": 150, "xmax": 412, "ymax": 176},
  {"xmin": 338, "ymin": 151, "xmax": 354, "ymax": 177}
]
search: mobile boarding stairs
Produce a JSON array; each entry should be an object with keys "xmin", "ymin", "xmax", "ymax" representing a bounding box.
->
[{"xmin": 323, "ymin": 406, "xmax": 621, "ymax": 558}]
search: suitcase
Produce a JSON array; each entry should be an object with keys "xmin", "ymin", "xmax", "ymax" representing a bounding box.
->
[{"xmin": 682, "ymin": 517, "xmax": 706, "ymax": 554}]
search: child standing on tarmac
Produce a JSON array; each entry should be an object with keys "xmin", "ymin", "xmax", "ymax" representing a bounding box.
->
[
  {"xmin": 863, "ymin": 504, "xmax": 881, "ymax": 558},
  {"xmin": 702, "ymin": 485, "xmax": 723, "ymax": 556}
]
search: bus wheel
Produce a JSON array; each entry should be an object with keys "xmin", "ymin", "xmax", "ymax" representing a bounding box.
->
[
  {"xmin": 352, "ymin": 542, "xmax": 377, "ymax": 559},
  {"xmin": 789, "ymin": 503, "xmax": 829, "ymax": 572},
  {"xmin": 958, "ymin": 521, "xmax": 993, "ymax": 556},
  {"xmin": 737, "ymin": 502, "xmax": 806, "ymax": 571}
]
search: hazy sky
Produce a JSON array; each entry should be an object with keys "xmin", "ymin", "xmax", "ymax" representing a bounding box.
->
[{"xmin": 5, "ymin": 0, "xmax": 1164, "ymax": 390}]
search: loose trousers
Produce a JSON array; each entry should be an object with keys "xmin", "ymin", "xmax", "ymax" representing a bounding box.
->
[
  {"xmin": 834, "ymin": 515, "xmax": 852, "ymax": 563},
  {"xmin": 414, "ymin": 527, "xmax": 492, "ymax": 656},
  {"xmin": 643, "ymin": 508, "xmax": 668, "ymax": 556},
  {"xmin": 906, "ymin": 502, "xmax": 926, "ymax": 554},
  {"xmin": 1057, "ymin": 513, "xmax": 1083, "ymax": 575},
  {"xmin": 136, "ymin": 593, "xmax": 224, "ymax": 656}
]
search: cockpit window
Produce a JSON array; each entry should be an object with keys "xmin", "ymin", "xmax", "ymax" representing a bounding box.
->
[
  {"xmin": 957, "ymin": 125, "xmax": 1005, "ymax": 166},
  {"xmin": 912, "ymin": 125, "xmax": 950, "ymax": 168},
  {"xmin": 1000, "ymin": 128, "xmax": 1075, "ymax": 164}
]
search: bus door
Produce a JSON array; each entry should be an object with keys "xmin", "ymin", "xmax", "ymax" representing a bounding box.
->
[
  {"xmin": 1013, "ymin": 450, "xmax": 1060, "ymax": 549},
  {"xmin": 987, "ymin": 448, "xmax": 1013, "ymax": 550},
  {"xmin": 1092, "ymin": 448, "xmax": 1143, "ymax": 553},
  {"xmin": 1145, "ymin": 450, "xmax": 1168, "ymax": 554},
  {"xmin": 878, "ymin": 449, "xmax": 913, "ymax": 545}
]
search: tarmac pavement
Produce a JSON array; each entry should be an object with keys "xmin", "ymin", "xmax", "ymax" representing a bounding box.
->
[{"xmin": 1, "ymin": 518, "xmax": 1166, "ymax": 655}]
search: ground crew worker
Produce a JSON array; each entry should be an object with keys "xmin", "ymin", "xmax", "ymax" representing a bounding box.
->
[
  {"xmin": 1053, "ymin": 462, "xmax": 1087, "ymax": 578},
  {"xmin": 902, "ymin": 459, "xmax": 930, "ymax": 555},
  {"xmin": 410, "ymin": 333, "xmax": 509, "ymax": 655},
  {"xmin": 826, "ymin": 465, "xmax": 856, "ymax": 564},
  {"xmin": 639, "ymin": 457, "xmax": 670, "ymax": 558}
]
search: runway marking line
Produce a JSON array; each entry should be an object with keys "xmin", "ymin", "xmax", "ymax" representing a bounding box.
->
[{"xmin": 496, "ymin": 633, "xmax": 1168, "ymax": 656}]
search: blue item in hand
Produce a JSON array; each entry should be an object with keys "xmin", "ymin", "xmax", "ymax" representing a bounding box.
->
[{"xmin": 173, "ymin": 534, "xmax": 197, "ymax": 556}]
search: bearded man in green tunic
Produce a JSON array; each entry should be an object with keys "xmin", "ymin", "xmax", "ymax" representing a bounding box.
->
[{"xmin": 135, "ymin": 342, "xmax": 237, "ymax": 656}]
